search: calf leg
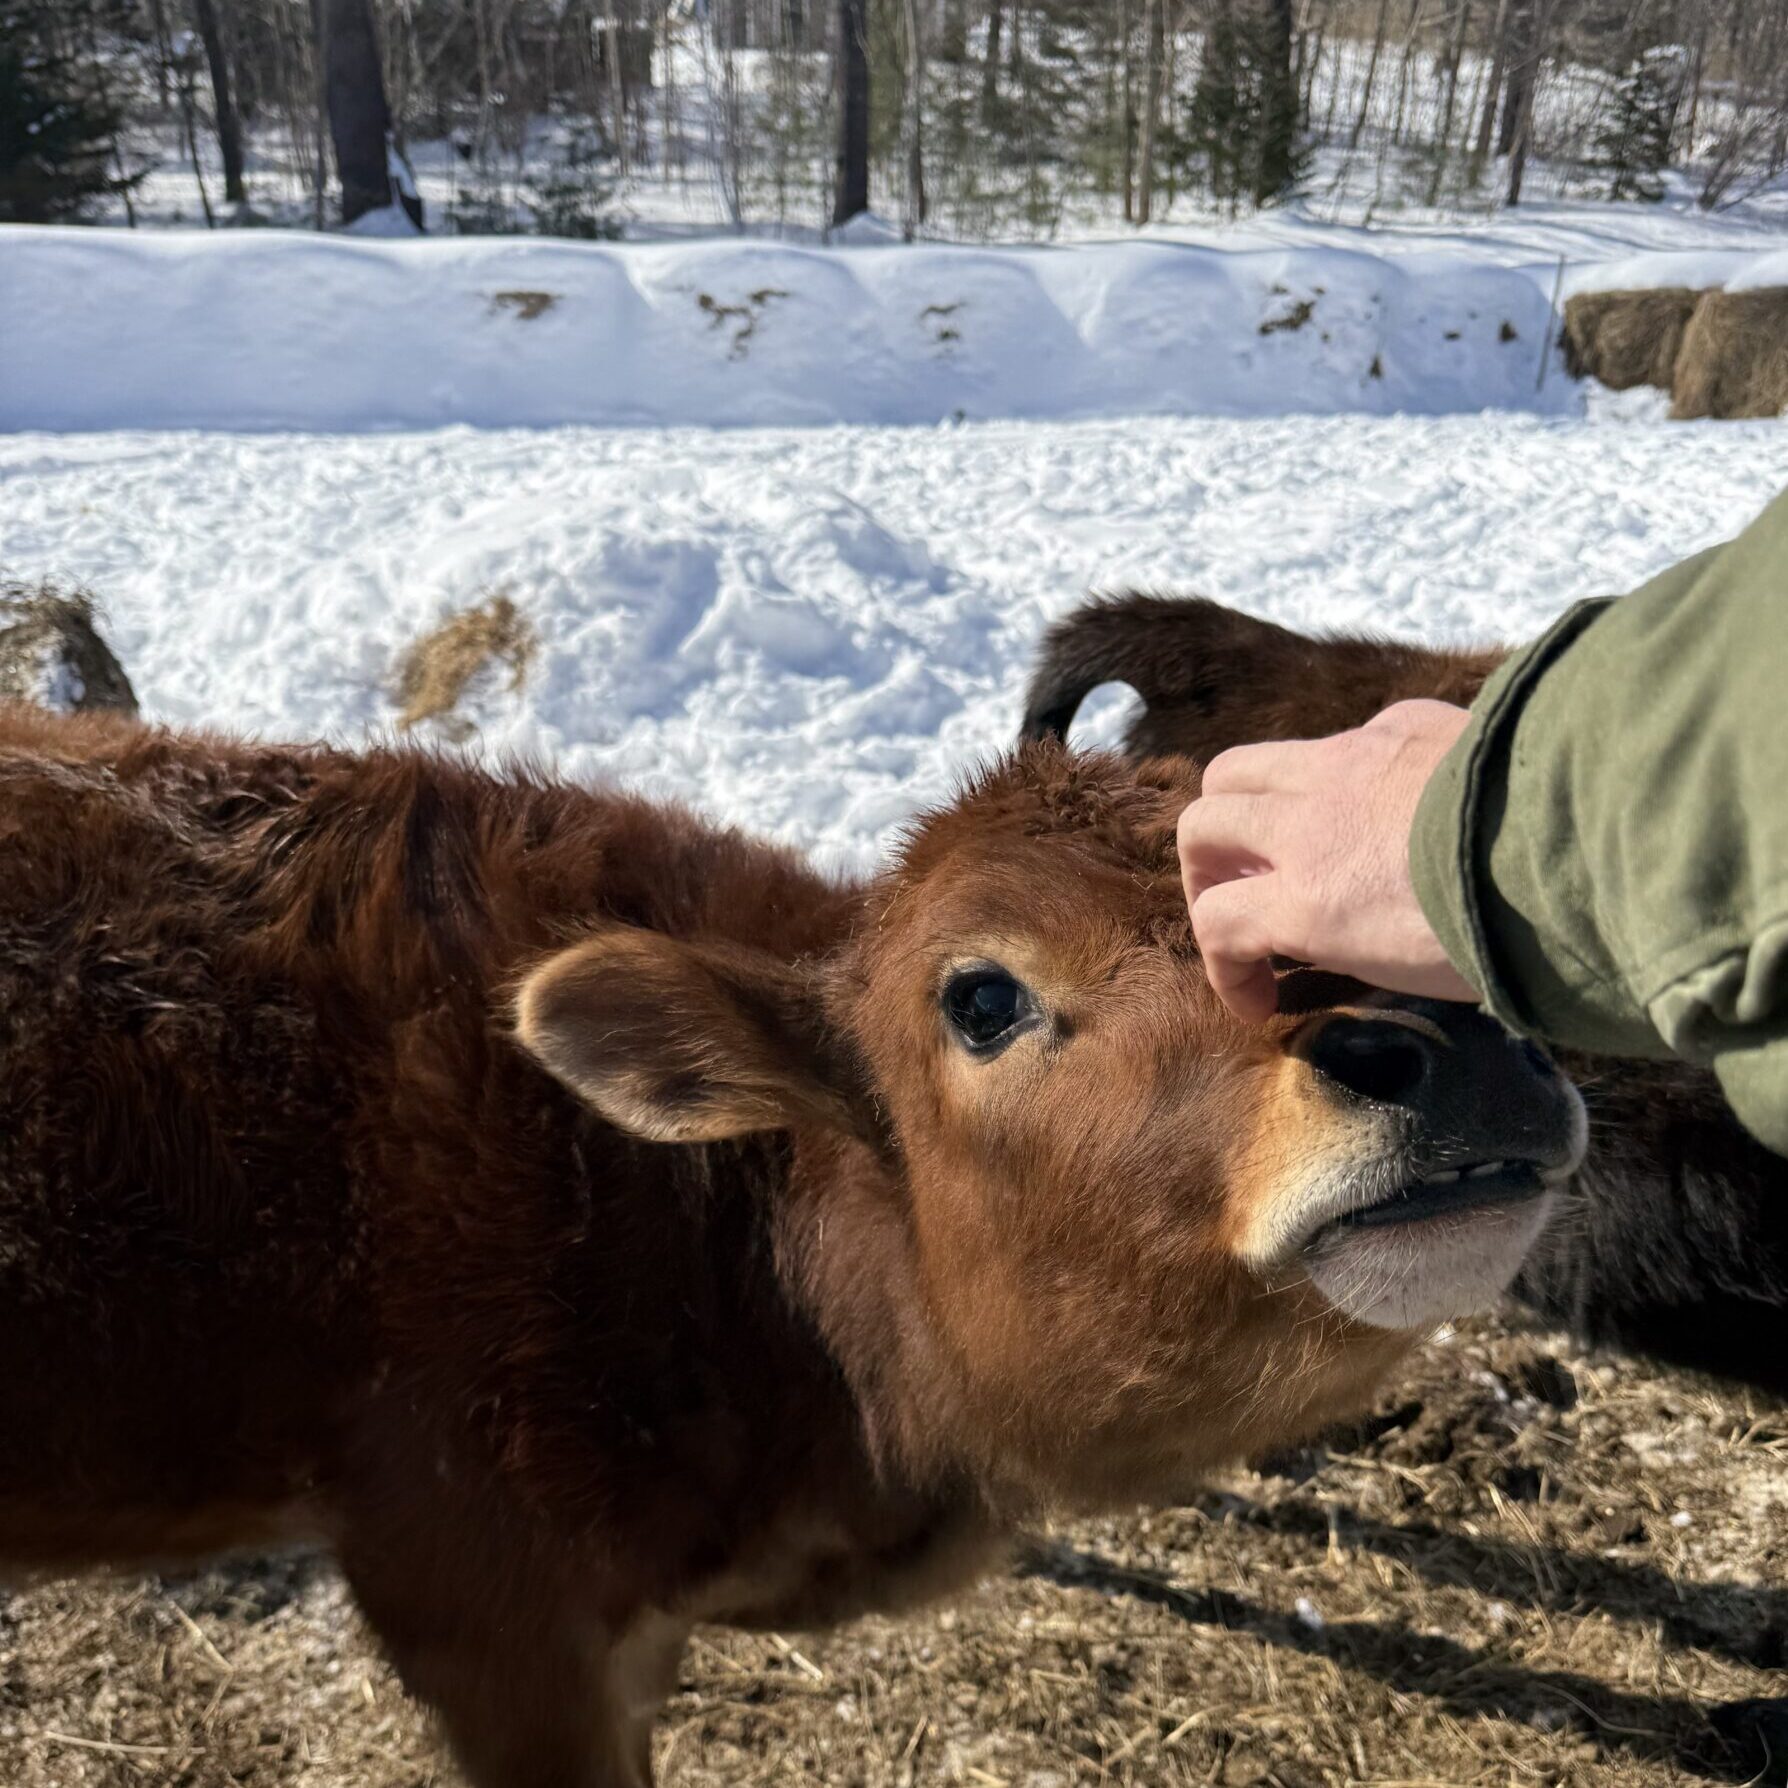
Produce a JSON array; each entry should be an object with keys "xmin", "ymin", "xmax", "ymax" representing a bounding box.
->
[{"xmin": 342, "ymin": 1536, "xmax": 683, "ymax": 1788}]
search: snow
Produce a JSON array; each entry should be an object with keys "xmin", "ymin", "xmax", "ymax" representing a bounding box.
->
[
  {"xmin": 14, "ymin": 224, "xmax": 1788, "ymax": 435},
  {"xmin": 1140, "ymin": 197, "xmax": 1788, "ymax": 271},
  {"xmin": 9, "ymin": 172, "xmax": 1788, "ymax": 877},
  {"xmin": 31, "ymin": 650, "xmax": 87, "ymax": 714},
  {"xmin": 3, "ymin": 416, "xmax": 1783, "ymax": 872},
  {"xmin": 343, "ymin": 203, "xmax": 423, "ymax": 239}
]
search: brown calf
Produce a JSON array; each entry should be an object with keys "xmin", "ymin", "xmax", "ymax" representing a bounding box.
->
[
  {"xmin": 1022, "ymin": 594, "xmax": 1788, "ymax": 1393},
  {"xmin": 0, "ymin": 705, "xmax": 1581, "ymax": 1786}
]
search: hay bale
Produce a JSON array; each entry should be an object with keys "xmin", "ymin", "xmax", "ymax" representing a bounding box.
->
[
  {"xmin": 0, "ymin": 577, "xmax": 137, "ymax": 715},
  {"xmin": 1671, "ymin": 286, "xmax": 1788, "ymax": 421},
  {"xmin": 392, "ymin": 593, "xmax": 534, "ymax": 740},
  {"xmin": 1560, "ymin": 287, "xmax": 1703, "ymax": 392}
]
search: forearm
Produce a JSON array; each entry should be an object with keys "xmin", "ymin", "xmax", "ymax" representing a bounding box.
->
[{"xmin": 1410, "ymin": 490, "xmax": 1788, "ymax": 1153}]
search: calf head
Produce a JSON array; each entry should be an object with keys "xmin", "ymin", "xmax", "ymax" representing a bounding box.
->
[
  {"xmin": 1020, "ymin": 593, "xmax": 1506, "ymax": 761},
  {"xmin": 516, "ymin": 748, "xmax": 1582, "ymax": 1512}
]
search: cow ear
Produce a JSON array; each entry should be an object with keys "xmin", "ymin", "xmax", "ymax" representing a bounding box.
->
[{"xmin": 514, "ymin": 927, "xmax": 865, "ymax": 1144}]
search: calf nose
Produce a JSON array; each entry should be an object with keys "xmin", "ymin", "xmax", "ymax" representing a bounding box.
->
[
  {"xmin": 1304, "ymin": 1000, "xmax": 1583, "ymax": 1172},
  {"xmin": 1306, "ymin": 1017, "xmax": 1433, "ymax": 1108}
]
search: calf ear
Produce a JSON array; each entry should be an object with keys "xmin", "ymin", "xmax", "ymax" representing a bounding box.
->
[{"xmin": 514, "ymin": 927, "xmax": 864, "ymax": 1144}]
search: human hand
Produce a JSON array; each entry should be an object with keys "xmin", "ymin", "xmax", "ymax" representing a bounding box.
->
[{"xmin": 1177, "ymin": 700, "xmax": 1480, "ymax": 1023}]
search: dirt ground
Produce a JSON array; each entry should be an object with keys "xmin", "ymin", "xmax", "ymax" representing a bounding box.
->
[{"xmin": 4, "ymin": 1309, "xmax": 1786, "ymax": 1788}]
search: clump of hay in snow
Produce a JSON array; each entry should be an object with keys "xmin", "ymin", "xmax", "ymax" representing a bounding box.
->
[
  {"xmin": 1671, "ymin": 287, "xmax": 1788, "ymax": 421},
  {"xmin": 0, "ymin": 577, "xmax": 137, "ymax": 716},
  {"xmin": 1558, "ymin": 284, "xmax": 1788, "ymax": 419},
  {"xmin": 392, "ymin": 593, "xmax": 535, "ymax": 741},
  {"xmin": 1560, "ymin": 288, "xmax": 1702, "ymax": 392}
]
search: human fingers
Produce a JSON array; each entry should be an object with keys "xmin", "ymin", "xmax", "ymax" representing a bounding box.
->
[
  {"xmin": 1200, "ymin": 738, "xmax": 1329, "ymax": 798},
  {"xmin": 1189, "ymin": 873, "xmax": 1290, "ymax": 1025},
  {"xmin": 1176, "ymin": 793, "xmax": 1284, "ymax": 911}
]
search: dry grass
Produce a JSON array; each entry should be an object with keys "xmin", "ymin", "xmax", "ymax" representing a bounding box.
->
[
  {"xmin": 1672, "ymin": 288, "xmax": 1788, "ymax": 421},
  {"xmin": 391, "ymin": 593, "xmax": 534, "ymax": 742},
  {"xmin": 491, "ymin": 290, "xmax": 559, "ymax": 321},
  {"xmin": 1560, "ymin": 289, "xmax": 1703, "ymax": 393},
  {"xmin": 696, "ymin": 289, "xmax": 789, "ymax": 359},
  {"xmin": 1558, "ymin": 284, "xmax": 1788, "ymax": 419},
  {"xmin": 4, "ymin": 1309, "xmax": 1784, "ymax": 1787}
]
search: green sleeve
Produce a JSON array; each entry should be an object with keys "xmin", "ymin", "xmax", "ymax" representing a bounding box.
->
[{"xmin": 1409, "ymin": 487, "xmax": 1788, "ymax": 1157}]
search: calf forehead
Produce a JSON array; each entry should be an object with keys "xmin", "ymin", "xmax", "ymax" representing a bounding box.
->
[
  {"xmin": 879, "ymin": 752, "xmax": 1194, "ymax": 957},
  {"xmin": 896, "ymin": 841, "xmax": 1181, "ymax": 960}
]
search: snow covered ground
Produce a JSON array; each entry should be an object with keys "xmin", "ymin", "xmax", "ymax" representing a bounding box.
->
[
  {"xmin": 4, "ymin": 417, "xmax": 1784, "ymax": 872},
  {"xmin": 11, "ymin": 225, "xmax": 1788, "ymax": 434}
]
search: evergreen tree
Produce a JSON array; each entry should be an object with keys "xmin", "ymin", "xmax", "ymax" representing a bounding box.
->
[
  {"xmin": 920, "ymin": 0, "xmax": 1089, "ymax": 239},
  {"xmin": 1597, "ymin": 46, "xmax": 1681, "ymax": 202},
  {"xmin": 0, "ymin": 1, "xmax": 131, "ymax": 223},
  {"xmin": 525, "ymin": 123, "xmax": 621, "ymax": 238},
  {"xmin": 1183, "ymin": 3, "xmax": 1244, "ymax": 206},
  {"xmin": 1181, "ymin": 0, "xmax": 1307, "ymax": 211}
]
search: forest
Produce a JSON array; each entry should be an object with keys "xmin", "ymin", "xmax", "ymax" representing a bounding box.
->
[{"xmin": 6, "ymin": 1, "xmax": 1788, "ymax": 241}]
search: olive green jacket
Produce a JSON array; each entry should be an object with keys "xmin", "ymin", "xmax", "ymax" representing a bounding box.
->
[{"xmin": 1410, "ymin": 487, "xmax": 1788, "ymax": 1157}]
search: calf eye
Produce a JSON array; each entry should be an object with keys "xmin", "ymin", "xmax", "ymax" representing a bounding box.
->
[{"xmin": 942, "ymin": 967, "xmax": 1036, "ymax": 1056}]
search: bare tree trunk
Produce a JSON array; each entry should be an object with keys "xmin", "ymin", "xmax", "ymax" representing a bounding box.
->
[
  {"xmin": 191, "ymin": 0, "xmax": 246, "ymax": 205},
  {"xmin": 1426, "ymin": 0, "xmax": 1470, "ymax": 201},
  {"xmin": 1119, "ymin": 0, "xmax": 1136, "ymax": 221},
  {"xmin": 1301, "ymin": 0, "xmax": 1331, "ymax": 117},
  {"xmin": 175, "ymin": 53, "xmax": 217, "ymax": 226},
  {"xmin": 1390, "ymin": 0, "xmax": 1423, "ymax": 146},
  {"xmin": 313, "ymin": 0, "xmax": 403, "ymax": 224},
  {"xmin": 1437, "ymin": 0, "xmax": 1469, "ymax": 144},
  {"xmin": 311, "ymin": 33, "xmax": 328, "ymax": 229},
  {"xmin": 471, "ymin": 0, "xmax": 495, "ymax": 156},
  {"xmin": 694, "ymin": 9, "xmax": 744, "ymax": 227},
  {"xmin": 1350, "ymin": 0, "xmax": 1393, "ymax": 147},
  {"xmin": 1504, "ymin": 103, "xmax": 1529, "ymax": 200},
  {"xmin": 901, "ymin": 0, "xmax": 927, "ymax": 237},
  {"xmin": 662, "ymin": 6, "xmax": 683, "ymax": 178},
  {"xmin": 1503, "ymin": 0, "xmax": 1549, "ymax": 204},
  {"xmin": 146, "ymin": 0, "xmax": 174, "ymax": 111},
  {"xmin": 1683, "ymin": 7, "xmax": 1709, "ymax": 151},
  {"xmin": 1472, "ymin": 0, "xmax": 1510, "ymax": 158},
  {"xmin": 1136, "ymin": 0, "xmax": 1165, "ymax": 223},
  {"xmin": 982, "ymin": 0, "xmax": 1003, "ymax": 116},
  {"xmin": 832, "ymin": 0, "xmax": 870, "ymax": 225},
  {"xmin": 606, "ymin": 17, "xmax": 629, "ymax": 176},
  {"xmin": 1165, "ymin": 0, "xmax": 1184, "ymax": 209},
  {"xmin": 1496, "ymin": 0, "xmax": 1534, "ymax": 156}
]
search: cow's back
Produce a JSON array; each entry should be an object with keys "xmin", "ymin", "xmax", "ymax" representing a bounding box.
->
[{"xmin": 0, "ymin": 708, "xmax": 360, "ymax": 1564}]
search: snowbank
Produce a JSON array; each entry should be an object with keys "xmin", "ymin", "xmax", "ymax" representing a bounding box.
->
[
  {"xmin": 1563, "ymin": 247, "xmax": 1788, "ymax": 298},
  {"xmin": 0, "ymin": 226, "xmax": 1617, "ymax": 431},
  {"xmin": 5, "ymin": 416, "xmax": 1782, "ymax": 868}
]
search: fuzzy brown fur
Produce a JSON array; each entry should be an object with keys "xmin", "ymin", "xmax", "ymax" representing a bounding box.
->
[
  {"xmin": 1559, "ymin": 288, "xmax": 1703, "ymax": 392},
  {"xmin": 1020, "ymin": 594, "xmax": 1788, "ymax": 1393},
  {"xmin": 0, "ymin": 705, "xmax": 1437, "ymax": 1788},
  {"xmin": 1670, "ymin": 286, "xmax": 1788, "ymax": 420}
]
